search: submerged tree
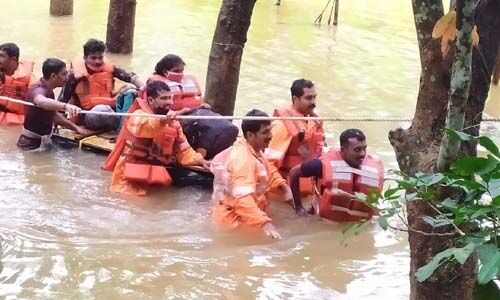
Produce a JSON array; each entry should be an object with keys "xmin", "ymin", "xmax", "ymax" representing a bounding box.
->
[
  {"xmin": 50, "ymin": 0, "xmax": 73, "ymax": 16},
  {"xmin": 205, "ymin": 0, "xmax": 257, "ymax": 116},
  {"xmin": 106, "ymin": 0, "xmax": 137, "ymax": 54},
  {"xmin": 388, "ymin": 0, "xmax": 500, "ymax": 299},
  {"xmin": 493, "ymin": 50, "xmax": 500, "ymax": 85}
]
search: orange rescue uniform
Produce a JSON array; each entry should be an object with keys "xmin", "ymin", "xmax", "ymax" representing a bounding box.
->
[
  {"xmin": 212, "ymin": 138, "xmax": 287, "ymax": 228},
  {"xmin": 265, "ymin": 107, "xmax": 324, "ymax": 194},
  {"xmin": 102, "ymin": 98, "xmax": 203, "ymax": 196},
  {"xmin": 0, "ymin": 60, "xmax": 35, "ymax": 125}
]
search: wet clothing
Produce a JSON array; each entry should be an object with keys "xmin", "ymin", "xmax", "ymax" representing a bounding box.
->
[
  {"xmin": 265, "ymin": 107, "xmax": 324, "ymax": 195},
  {"xmin": 212, "ymin": 138, "xmax": 286, "ymax": 228},
  {"xmin": 103, "ymin": 100, "xmax": 203, "ymax": 196},
  {"xmin": 0, "ymin": 61, "xmax": 36, "ymax": 125},
  {"xmin": 17, "ymin": 79, "xmax": 56, "ymax": 151},
  {"xmin": 180, "ymin": 108, "xmax": 239, "ymax": 159},
  {"xmin": 300, "ymin": 158, "xmax": 323, "ymax": 178}
]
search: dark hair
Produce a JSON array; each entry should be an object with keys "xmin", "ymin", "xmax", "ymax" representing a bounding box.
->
[
  {"xmin": 42, "ymin": 58, "xmax": 66, "ymax": 80},
  {"xmin": 83, "ymin": 39, "xmax": 106, "ymax": 56},
  {"xmin": 290, "ymin": 78, "xmax": 314, "ymax": 98},
  {"xmin": 242, "ymin": 109, "xmax": 270, "ymax": 138},
  {"xmin": 146, "ymin": 80, "xmax": 171, "ymax": 99},
  {"xmin": 154, "ymin": 54, "xmax": 185, "ymax": 74},
  {"xmin": 340, "ymin": 129, "xmax": 366, "ymax": 147},
  {"xmin": 0, "ymin": 43, "xmax": 20, "ymax": 60}
]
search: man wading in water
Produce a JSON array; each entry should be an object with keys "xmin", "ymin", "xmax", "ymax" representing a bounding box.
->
[{"xmin": 17, "ymin": 58, "xmax": 90, "ymax": 151}]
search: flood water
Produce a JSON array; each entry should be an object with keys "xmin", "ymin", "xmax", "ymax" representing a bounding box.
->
[{"xmin": 0, "ymin": 0, "xmax": 498, "ymax": 299}]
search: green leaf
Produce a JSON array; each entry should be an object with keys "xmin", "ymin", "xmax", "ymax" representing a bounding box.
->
[
  {"xmin": 472, "ymin": 280, "xmax": 500, "ymax": 300},
  {"xmin": 405, "ymin": 192, "xmax": 418, "ymax": 201},
  {"xmin": 451, "ymin": 157, "xmax": 497, "ymax": 177},
  {"xmin": 341, "ymin": 221, "xmax": 370, "ymax": 244},
  {"xmin": 416, "ymin": 248, "xmax": 456, "ymax": 282},
  {"xmin": 378, "ymin": 216, "xmax": 389, "ymax": 230},
  {"xmin": 384, "ymin": 188, "xmax": 400, "ymax": 199},
  {"xmin": 440, "ymin": 198, "xmax": 458, "ymax": 209},
  {"xmin": 477, "ymin": 251, "xmax": 500, "ymax": 285},
  {"xmin": 477, "ymin": 244, "xmax": 498, "ymax": 263},
  {"xmin": 470, "ymin": 208, "xmax": 495, "ymax": 220},
  {"xmin": 488, "ymin": 179, "xmax": 500, "ymax": 199},
  {"xmin": 418, "ymin": 173, "xmax": 445, "ymax": 186},
  {"xmin": 445, "ymin": 128, "xmax": 474, "ymax": 141},
  {"xmin": 477, "ymin": 136, "xmax": 500, "ymax": 158},
  {"xmin": 416, "ymin": 243, "xmax": 478, "ymax": 283},
  {"xmin": 453, "ymin": 242, "xmax": 476, "ymax": 264},
  {"xmin": 422, "ymin": 216, "xmax": 451, "ymax": 228}
]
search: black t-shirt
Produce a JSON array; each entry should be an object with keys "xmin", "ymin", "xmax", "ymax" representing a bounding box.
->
[
  {"xmin": 300, "ymin": 158, "xmax": 323, "ymax": 178},
  {"xmin": 24, "ymin": 79, "xmax": 56, "ymax": 135}
]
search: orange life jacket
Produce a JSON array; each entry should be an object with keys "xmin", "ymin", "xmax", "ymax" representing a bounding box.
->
[
  {"xmin": 273, "ymin": 108, "xmax": 324, "ymax": 171},
  {"xmin": 0, "ymin": 60, "xmax": 34, "ymax": 125},
  {"xmin": 102, "ymin": 98, "xmax": 178, "ymax": 186},
  {"xmin": 318, "ymin": 149, "xmax": 383, "ymax": 222},
  {"xmin": 72, "ymin": 58, "xmax": 115, "ymax": 110},
  {"xmin": 147, "ymin": 73, "xmax": 204, "ymax": 111},
  {"xmin": 210, "ymin": 141, "xmax": 271, "ymax": 207}
]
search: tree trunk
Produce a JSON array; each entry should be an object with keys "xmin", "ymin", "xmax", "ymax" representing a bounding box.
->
[
  {"xmin": 387, "ymin": 0, "xmax": 500, "ymax": 299},
  {"xmin": 492, "ymin": 49, "xmax": 500, "ymax": 85},
  {"xmin": 462, "ymin": 0, "xmax": 500, "ymax": 155},
  {"xmin": 105, "ymin": 0, "xmax": 137, "ymax": 54},
  {"xmin": 204, "ymin": 0, "xmax": 257, "ymax": 116},
  {"xmin": 50, "ymin": 0, "xmax": 73, "ymax": 16},
  {"xmin": 436, "ymin": 0, "xmax": 474, "ymax": 171}
]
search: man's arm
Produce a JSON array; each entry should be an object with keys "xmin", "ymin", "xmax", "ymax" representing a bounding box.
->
[
  {"xmin": 289, "ymin": 158, "xmax": 322, "ymax": 215},
  {"xmin": 33, "ymin": 93, "xmax": 80, "ymax": 118},
  {"xmin": 113, "ymin": 66, "xmax": 144, "ymax": 89}
]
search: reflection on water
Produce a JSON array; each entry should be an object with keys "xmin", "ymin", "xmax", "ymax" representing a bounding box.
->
[{"xmin": 0, "ymin": 0, "xmax": 498, "ymax": 299}]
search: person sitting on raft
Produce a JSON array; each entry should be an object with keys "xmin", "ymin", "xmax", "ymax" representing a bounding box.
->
[
  {"xmin": 101, "ymin": 80, "xmax": 210, "ymax": 196},
  {"xmin": 146, "ymin": 54, "xmax": 238, "ymax": 160},
  {"xmin": 211, "ymin": 109, "xmax": 293, "ymax": 240},
  {"xmin": 147, "ymin": 54, "xmax": 205, "ymax": 111},
  {"xmin": 16, "ymin": 58, "xmax": 90, "ymax": 151},
  {"xmin": 0, "ymin": 42, "xmax": 36, "ymax": 126},
  {"xmin": 288, "ymin": 129, "xmax": 383, "ymax": 222},
  {"xmin": 59, "ymin": 38, "xmax": 144, "ymax": 132}
]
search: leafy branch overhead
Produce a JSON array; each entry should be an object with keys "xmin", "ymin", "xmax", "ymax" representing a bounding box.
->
[
  {"xmin": 371, "ymin": 131, "xmax": 500, "ymax": 286},
  {"xmin": 432, "ymin": 10, "xmax": 480, "ymax": 57}
]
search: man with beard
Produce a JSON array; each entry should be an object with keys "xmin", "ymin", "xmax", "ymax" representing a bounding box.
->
[
  {"xmin": 0, "ymin": 43, "xmax": 36, "ymax": 125},
  {"xmin": 288, "ymin": 129, "xmax": 383, "ymax": 220},
  {"xmin": 265, "ymin": 79, "xmax": 325, "ymax": 196},
  {"xmin": 59, "ymin": 38, "xmax": 144, "ymax": 131},
  {"xmin": 101, "ymin": 81, "xmax": 210, "ymax": 196},
  {"xmin": 16, "ymin": 58, "xmax": 87, "ymax": 151},
  {"xmin": 211, "ymin": 109, "xmax": 293, "ymax": 239}
]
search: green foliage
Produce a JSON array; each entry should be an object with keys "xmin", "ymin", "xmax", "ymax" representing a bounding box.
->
[{"xmin": 373, "ymin": 131, "xmax": 500, "ymax": 286}]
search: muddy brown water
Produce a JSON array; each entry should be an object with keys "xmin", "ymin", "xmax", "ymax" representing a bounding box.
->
[{"xmin": 0, "ymin": 0, "xmax": 498, "ymax": 299}]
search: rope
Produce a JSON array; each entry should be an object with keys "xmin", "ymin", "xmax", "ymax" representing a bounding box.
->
[{"xmin": 1, "ymin": 95, "xmax": 500, "ymax": 122}]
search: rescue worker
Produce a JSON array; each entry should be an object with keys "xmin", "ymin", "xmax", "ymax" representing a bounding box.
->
[
  {"xmin": 0, "ymin": 43, "xmax": 36, "ymax": 125},
  {"xmin": 16, "ymin": 58, "xmax": 88, "ymax": 151},
  {"xmin": 59, "ymin": 38, "xmax": 144, "ymax": 131},
  {"xmin": 211, "ymin": 109, "xmax": 293, "ymax": 239},
  {"xmin": 288, "ymin": 129, "xmax": 383, "ymax": 222},
  {"xmin": 265, "ymin": 79, "xmax": 325, "ymax": 195},
  {"xmin": 101, "ymin": 80, "xmax": 210, "ymax": 196}
]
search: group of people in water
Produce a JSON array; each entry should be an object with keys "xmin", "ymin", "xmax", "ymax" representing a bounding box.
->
[{"xmin": 0, "ymin": 39, "xmax": 384, "ymax": 239}]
